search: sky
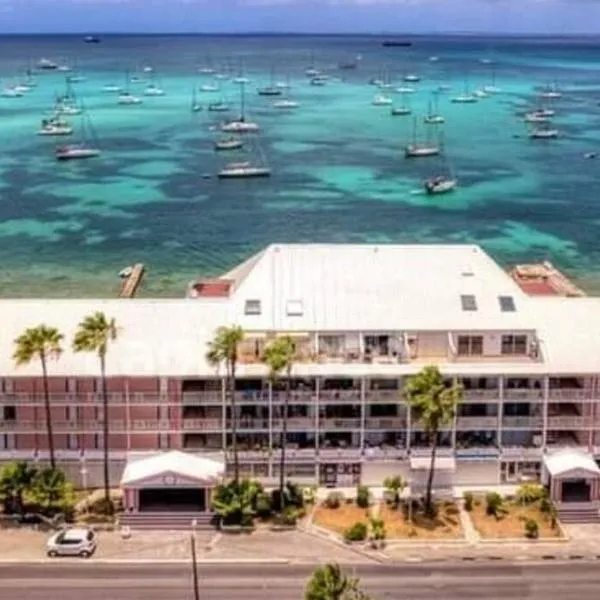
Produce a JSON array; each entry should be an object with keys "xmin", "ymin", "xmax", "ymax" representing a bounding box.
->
[{"xmin": 1, "ymin": 0, "xmax": 600, "ymax": 34}]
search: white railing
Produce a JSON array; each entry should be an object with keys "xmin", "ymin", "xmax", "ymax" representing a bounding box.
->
[
  {"xmin": 547, "ymin": 389, "xmax": 591, "ymax": 401},
  {"xmin": 365, "ymin": 390, "xmax": 400, "ymax": 402},
  {"xmin": 181, "ymin": 418, "xmax": 222, "ymax": 431},
  {"xmin": 319, "ymin": 390, "xmax": 362, "ymax": 402},
  {"xmin": 321, "ymin": 418, "xmax": 362, "ymax": 429},
  {"xmin": 502, "ymin": 416, "xmax": 544, "ymax": 428},
  {"xmin": 365, "ymin": 417, "xmax": 407, "ymax": 429},
  {"xmin": 546, "ymin": 416, "xmax": 588, "ymax": 429},
  {"xmin": 181, "ymin": 391, "xmax": 223, "ymax": 404},
  {"xmin": 455, "ymin": 416, "xmax": 498, "ymax": 429},
  {"xmin": 462, "ymin": 390, "xmax": 501, "ymax": 402},
  {"xmin": 503, "ymin": 389, "xmax": 545, "ymax": 401},
  {"xmin": 501, "ymin": 446, "xmax": 543, "ymax": 458}
]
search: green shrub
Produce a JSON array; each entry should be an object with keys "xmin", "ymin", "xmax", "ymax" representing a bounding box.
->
[
  {"xmin": 273, "ymin": 506, "xmax": 298, "ymax": 527},
  {"xmin": 517, "ymin": 484, "xmax": 545, "ymax": 505},
  {"xmin": 356, "ymin": 485, "xmax": 370, "ymax": 509},
  {"xmin": 525, "ymin": 519, "xmax": 539, "ymax": 539},
  {"xmin": 255, "ymin": 492, "xmax": 272, "ymax": 520},
  {"xmin": 539, "ymin": 496, "xmax": 552, "ymax": 514},
  {"xmin": 302, "ymin": 486, "xmax": 317, "ymax": 505},
  {"xmin": 485, "ymin": 492, "xmax": 503, "ymax": 517},
  {"xmin": 344, "ymin": 521, "xmax": 367, "ymax": 543},
  {"xmin": 463, "ymin": 491, "xmax": 474, "ymax": 512},
  {"xmin": 324, "ymin": 492, "xmax": 344, "ymax": 510},
  {"xmin": 369, "ymin": 518, "xmax": 386, "ymax": 541}
]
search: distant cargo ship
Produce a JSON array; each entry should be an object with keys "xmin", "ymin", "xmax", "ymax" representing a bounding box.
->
[
  {"xmin": 84, "ymin": 36, "xmax": 101, "ymax": 44},
  {"xmin": 382, "ymin": 40, "xmax": 412, "ymax": 47}
]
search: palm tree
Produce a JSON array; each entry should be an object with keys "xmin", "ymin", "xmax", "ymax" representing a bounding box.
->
[
  {"xmin": 33, "ymin": 467, "xmax": 69, "ymax": 512},
  {"xmin": 13, "ymin": 326, "xmax": 63, "ymax": 470},
  {"xmin": 404, "ymin": 365, "xmax": 463, "ymax": 515},
  {"xmin": 305, "ymin": 563, "xmax": 372, "ymax": 600},
  {"xmin": 0, "ymin": 461, "xmax": 38, "ymax": 515},
  {"xmin": 263, "ymin": 335, "xmax": 295, "ymax": 512},
  {"xmin": 206, "ymin": 326, "xmax": 245, "ymax": 485},
  {"xmin": 72, "ymin": 312, "xmax": 117, "ymax": 508}
]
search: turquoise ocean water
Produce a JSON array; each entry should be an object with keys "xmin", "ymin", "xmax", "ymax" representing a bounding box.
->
[{"xmin": 1, "ymin": 34, "xmax": 600, "ymax": 296}]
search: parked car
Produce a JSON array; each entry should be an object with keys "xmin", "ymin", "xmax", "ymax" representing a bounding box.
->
[{"xmin": 46, "ymin": 527, "xmax": 97, "ymax": 558}]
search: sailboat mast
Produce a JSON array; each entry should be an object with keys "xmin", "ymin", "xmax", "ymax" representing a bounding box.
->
[{"xmin": 240, "ymin": 81, "xmax": 245, "ymax": 121}]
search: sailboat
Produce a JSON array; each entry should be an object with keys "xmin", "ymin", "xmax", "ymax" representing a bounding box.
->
[
  {"xmin": 233, "ymin": 59, "xmax": 251, "ymax": 85},
  {"xmin": 1, "ymin": 83, "xmax": 24, "ymax": 98},
  {"xmin": 529, "ymin": 123, "xmax": 558, "ymax": 139},
  {"xmin": 451, "ymin": 79, "xmax": 478, "ymax": 104},
  {"xmin": 539, "ymin": 82, "xmax": 561, "ymax": 99},
  {"xmin": 221, "ymin": 82, "xmax": 259, "ymax": 133},
  {"xmin": 403, "ymin": 73, "xmax": 420, "ymax": 83},
  {"xmin": 218, "ymin": 135, "xmax": 271, "ymax": 178},
  {"xmin": 118, "ymin": 71, "xmax": 143, "ymax": 105},
  {"xmin": 198, "ymin": 51, "xmax": 216, "ymax": 75},
  {"xmin": 55, "ymin": 108, "xmax": 101, "ymax": 160},
  {"xmin": 38, "ymin": 115, "xmax": 73, "ymax": 136},
  {"xmin": 37, "ymin": 57, "xmax": 58, "ymax": 70},
  {"xmin": 305, "ymin": 51, "xmax": 319, "ymax": 77},
  {"xmin": 273, "ymin": 79, "xmax": 299, "ymax": 109},
  {"xmin": 372, "ymin": 94, "xmax": 392, "ymax": 106},
  {"xmin": 257, "ymin": 66, "xmax": 282, "ymax": 96},
  {"xmin": 404, "ymin": 117, "xmax": 441, "ymax": 158},
  {"xmin": 423, "ymin": 92, "xmax": 445, "ymax": 124},
  {"xmin": 391, "ymin": 91, "xmax": 411, "ymax": 115},
  {"xmin": 144, "ymin": 73, "xmax": 166, "ymax": 96},
  {"xmin": 483, "ymin": 65, "xmax": 501, "ymax": 94},
  {"xmin": 191, "ymin": 89, "xmax": 202, "ymax": 113},
  {"xmin": 214, "ymin": 136, "xmax": 244, "ymax": 151}
]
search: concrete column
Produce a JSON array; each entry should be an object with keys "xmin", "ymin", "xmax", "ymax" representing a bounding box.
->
[
  {"xmin": 267, "ymin": 381, "xmax": 273, "ymax": 478},
  {"xmin": 451, "ymin": 377, "xmax": 458, "ymax": 450},
  {"xmin": 497, "ymin": 376, "xmax": 504, "ymax": 450},
  {"xmin": 542, "ymin": 376, "xmax": 549, "ymax": 450},
  {"xmin": 221, "ymin": 377, "xmax": 227, "ymax": 453},
  {"xmin": 359, "ymin": 377, "xmax": 366, "ymax": 453},
  {"xmin": 315, "ymin": 377, "xmax": 320, "ymax": 483}
]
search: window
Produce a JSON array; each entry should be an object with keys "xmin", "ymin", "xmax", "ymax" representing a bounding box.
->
[
  {"xmin": 499, "ymin": 295, "xmax": 516, "ymax": 312},
  {"xmin": 2, "ymin": 406, "xmax": 16, "ymax": 421},
  {"xmin": 457, "ymin": 335, "xmax": 484, "ymax": 356},
  {"xmin": 0, "ymin": 434, "xmax": 15, "ymax": 450},
  {"xmin": 501, "ymin": 334, "xmax": 528, "ymax": 355},
  {"xmin": 460, "ymin": 294, "xmax": 478, "ymax": 311},
  {"xmin": 66, "ymin": 378, "xmax": 77, "ymax": 394},
  {"xmin": 67, "ymin": 434, "xmax": 78, "ymax": 450},
  {"xmin": 244, "ymin": 299, "xmax": 262, "ymax": 315},
  {"xmin": 286, "ymin": 300, "xmax": 303, "ymax": 316}
]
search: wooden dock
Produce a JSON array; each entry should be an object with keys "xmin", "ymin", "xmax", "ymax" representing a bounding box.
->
[{"xmin": 119, "ymin": 263, "xmax": 145, "ymax": 298}]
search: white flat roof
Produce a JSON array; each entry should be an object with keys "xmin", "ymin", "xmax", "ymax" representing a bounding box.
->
[
  {"xmin": 121, "ymin": 450, "xmax": 224, "ymax": 486},
  {"xmin": 0, "ymin": 244, "xmax": 598, "ymax": 377},
  {"xmin": 544, "ymin": 449, "xmax": 600, "ymax": 478}
]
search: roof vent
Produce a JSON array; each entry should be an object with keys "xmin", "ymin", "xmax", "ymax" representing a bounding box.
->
[
  {"xmin": 498, "ymin": 295, "xmax": 516, "ymax": 312},
  {"xmin": 460, "ymin": 294, "xmax": 478, "ymax": 312}
]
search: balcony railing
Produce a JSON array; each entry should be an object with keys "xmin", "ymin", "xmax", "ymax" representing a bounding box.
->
[
  {"xmin": 456, "ymin": 416, "xmax": 498, "ymax": 430},
  {"xmin": 501, "ymin": 446, "xmax": 543, "ymax": 458},
  {"xmin": 502, "ymin": 416, "xmax": 543, "ymax": 429},
  {"xmin": 320, "ymin": 418, "xmax": 362, "ymax": 429},
  {"xmin": 319, "ymin": 390, "xmax": 362, "ymax": 403},
  {"xmin": 365, "ymin": 417, "xmax": 407, "ymax": 429},
  {"xmin": 462, "ymin": 390, "xmax": 501, "ymax": 402},
  {"xmin": 181, "ymin": 418, "xmax": 222, "ymax": 431},
  {"xmin": 272, "ymin": 391, "xmax": 316, "ymax": 404},
  {"xmin": 365, "ymin": 390, "xmax": 400, "ymax": 402},
  {"xmin": 182, "ymin": 391, "xmax": 223, "ymax": 404},
  {"xmin": 272, "ymin": 418, "xmax": 315, "ymax": 430},
  {"xmin": 547, "ymin": 389, "xmax": 592, "ymax": 401},
  {"xmin": 503, "ymin": 389, "xmax": 545, "ymax": 401},
  {"xmin": 546, "ymin": 416, "xmax": 588, "ymax": 429}
]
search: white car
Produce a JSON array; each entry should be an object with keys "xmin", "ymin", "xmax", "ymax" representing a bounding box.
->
[{"xmin": 46, "ymin": 527, "xmax": 97, "ymax": 558}]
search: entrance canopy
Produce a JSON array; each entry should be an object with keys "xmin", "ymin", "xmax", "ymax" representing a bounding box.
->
[
  {"xmin": 543, "ymin": 449, "xmax": 600, "ymax": 480},
  {"xmin": 121, "ymin": 450, "xmax": 225, "ymax": 488}
]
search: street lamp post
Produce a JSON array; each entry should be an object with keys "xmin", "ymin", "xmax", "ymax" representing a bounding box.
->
[{"xmin": 190, "ymin": 521, "xmax": 200, "ymax": 600}]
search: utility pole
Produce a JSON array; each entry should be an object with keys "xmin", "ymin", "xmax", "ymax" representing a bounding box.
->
[{"xmin": 190, "ymin": 525, "xmax": 200, "ymax": 600}]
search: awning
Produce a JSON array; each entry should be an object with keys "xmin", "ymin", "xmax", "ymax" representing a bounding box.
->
[
  {"xmin": 410, "ymin": 456, "xmax": 456, "ymax": 471},
  {"xmin": 544, "ymin": 449, "xmax": 600, "ymax": 479},
  {"xmin": 121, "ymin": 450, "xmax": 225, "ymax": 487}
]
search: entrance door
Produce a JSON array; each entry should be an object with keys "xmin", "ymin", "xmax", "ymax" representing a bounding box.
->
[
  {"xmin": 139, "ymin": 488, "xmax": 206, "ymax": 512},
  {"xmin": 561, "ymin": 479, "xmax": 591, "ymax": 503}
]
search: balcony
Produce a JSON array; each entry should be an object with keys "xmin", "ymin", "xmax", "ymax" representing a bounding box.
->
[
  {"xmin": 319, "ymin": 390, "xmax": 361, "ymax": 403},
  {"xmin": 546, "ymin": 416, "xmax": 589, "ymax": 429},
  {"xmin": 236, "ymin": 418, "xmax": 269, "ymax": 430},
  {"xmin": 365, "ymin": 417, "xmax": 407, "ymax": 429},
  {"xmin": 234, "ymin": 392, "xmax": 269, "ymax": 405},
  {"xmin": 182, "ymin": 391, "xmax": 222, "ymax": 404},
  {"xmin": 503, "ymin": 389, "xmax": 544, "ymax": 402},
  {"xmin": 272, "ymin": 417, "xmax": 315, "ymax": 430},
  {"xmin": 501, "ymin": 446, "xmax": 543, "ymax": 459},
  {"xmin": 456, "ymin": 416, "xmax": 498, "ymax": 430},
  {"xmin": 502, "ymin": 416, "xmax": 543, "ymax": 429},
  {"xmin": 320, "ymin": 418, "xmax": 362, "ymax": 430},
  {"xmin": 182, "ymin": 418, "xmax": 222, "ymax": 431},
  {"xmin": 272, "ymin": 391, "xmax": 316, "ymax": 404},
  {"xmin": 455, "ymin": 446, "xmax": 500, "ymax": 458},
  {"xmin": 548, "ymin": 389, "xmax": 592, "ymax": 402},
  {"xmin": 365, "ymin": 390, "xmax": 400, "ymax": 402},
  {"xmin": 462, "ymin": 390, "xmax": 501, "ymax": 403}
]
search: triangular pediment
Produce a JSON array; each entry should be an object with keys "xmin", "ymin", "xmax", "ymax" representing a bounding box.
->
[{"xmin": 126, "ymin": 469, "xmax": 216, "ymax": 488}]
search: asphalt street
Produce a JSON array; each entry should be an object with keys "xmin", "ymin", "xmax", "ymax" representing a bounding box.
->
[{"xmin": 1, "ymin": 561, "xmax": 599, "ymax": 599}]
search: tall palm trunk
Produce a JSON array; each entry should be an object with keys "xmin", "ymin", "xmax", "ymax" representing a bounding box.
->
[
  {"xmin": 279, "ymin": 369, "xmax": 291, "ymax": 512},
  {"xmin": 40, "ymin": 353, "xmax": 56, "ymax": 470},
  {"xmin": 425, "ymin": 429, "xmax": 438, "ymax": 514},
  {"xmin": 100, "ymin": 352, "xmax": 110, "ymax": 509},
  {"xmin": 229, "ymin": 359, "xmax": 239, "ymax": 485}
]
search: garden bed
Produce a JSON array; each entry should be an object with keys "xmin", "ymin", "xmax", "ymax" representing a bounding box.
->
[
  {"xmin": 379, "ymin": 501, "xmax": 464, "ymax": 540},
  {"xmin": 469, "ymin": 498, "xmax": 562, "ymax": 539},
  {"xmin": 312, "ymin": 502, "xmax": 370, "ymax": 535}
]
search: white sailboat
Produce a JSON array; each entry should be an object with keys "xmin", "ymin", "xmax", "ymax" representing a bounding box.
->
[
  {"xmin": 423, "ymin": 92, "xmax": 444, "ymax": 124},
  {"xmin": 451, "ymin": 79, "xmax": 478, "ymax": 104},
  {"xmin": 55, "ymin": 108, "xmax": 101, "ymax": 160},
  {"xmin": 529, "ymin": 124, "xmax": 558, "ymax": 139},
  {"xmin": 404, "ymin": 117, "xmax": 441, "ymax": 158},
  {"xmin": 372, "ymin": 94, "xmax": 392, "ymax": 106},
  {"xmin": 221, "ymin": 82, "xmax": 259, "ymax": 132},
  {"xmin": 391, "ymin": 90, "xmax": 412, "ymax": 116},
  {"xmin": 218, "ymin": 136, "xmax": 271, "ymax": 178},
  {"xmin": 118, "ymin": 71, "xmax": 143, "ymax": 105},
  {"xmin": 38, "ymin": 115, "xmax": 73, "ymax": 136},
  {"xmin": 191, "ymin": 89, "xmax": 202, "ymax": 113}
]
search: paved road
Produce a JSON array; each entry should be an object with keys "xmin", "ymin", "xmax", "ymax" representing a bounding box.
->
[{"xmin": 2, "ymin": 561, "xmax": 600, "ymax": 599}]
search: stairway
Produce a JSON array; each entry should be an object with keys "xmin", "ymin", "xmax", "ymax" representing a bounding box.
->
[
  {"xmin": 119, "ymin": 512, "xmax": 216, "ymax": 531},
  {"xmin": 558, "ymin": 507, "xmax": 600, "ymax": 524}
]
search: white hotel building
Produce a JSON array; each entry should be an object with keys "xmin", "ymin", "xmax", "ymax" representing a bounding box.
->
[{"xmin": 1, "ymin": 244, "xmax": 600, "ymax": 507}]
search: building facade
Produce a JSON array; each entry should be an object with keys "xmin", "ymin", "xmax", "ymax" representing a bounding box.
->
[{"xmin": 1, "ymin": 244, "xmax": 599, "ymax": 491}]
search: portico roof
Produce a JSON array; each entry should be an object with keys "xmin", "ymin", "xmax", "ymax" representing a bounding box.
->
[
  {"xmin": 544, "ymin": 449, "xmax": 600, "ymax": 479},
  {"xmin": 121, "ymin": 450, "xmax": 225, "ymax": 486}
]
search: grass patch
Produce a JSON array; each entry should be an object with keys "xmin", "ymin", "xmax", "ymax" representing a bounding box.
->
[
  {"xmin": 470, "ymin": 498, "xmax": 562, "ymax": 539},
  {"xmin": 313, "ymin": 502, "xmax": 370, "ymax": 535},
  {"xmin": 379, "ymin": 501, "xmax": 463, "ymax": 539}
]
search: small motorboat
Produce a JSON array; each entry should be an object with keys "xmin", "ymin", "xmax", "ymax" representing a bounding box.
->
[
  {"xmin": 38, "ymin": 118, "xmax": 73, "ymax": 136},
  {"xmin": 1, "ymin": 86, "xmax": 24, "ymax": 98},
  {"xmin": 584, "ymin": 152, "xmax": 597, "ymax": 159},
  {"xmin": 221, "ymin": 120, "xmax": 259, "ymax": 133},
  {"xmin": 214, "ymin": 137, "xmax": 244, "ymax": 151},
  {"xmin": 84, "ymin": 36, "xmax": 101, "ymax": 44},
  {"xmin": 310, "ymin": 76, "xmax": 327, "ymax": 86},
  {"xmin": 529, "ymin": 127, "xmax": 558, "ymax": 139},
  {"xmin": 118, "ymin": 92, "xmax": 143, "ymax": 105},
  {"xmin": 257, "ymin": 86, "xmax": 282, "ymax": 96},
  {"xmin": 218, "ymin": 162, "xmax": 271, "ymax": 179},
  {"xmin": 103, "ymin": 84, "xmax": 122, "ymax": 93},
  {"xmin": 37, "ymin": 58, "xmax": 58, "ymax": 70},
  {"xmin": 424, "ymin": 115, "xmax": 445, "ymax": 124},
  {"xmin": 404, "ymin": 74, "xmax": 420, "ymax": 82},
  {"xmin": 372, "ymin": 94, "xmax": 392, "ymax": 106},
  {"xmin": 425, "ymin": 176, "xmax": 457, "ymax": 194},
  {"xmin": 273, "ymin": 98, "xmax": 299, "ymax": 109},
  {"xmin": 144, "ymin": 84, "xmax": 165, "ymax": 97},
  {"xmin": 200, "ymin": 84, "xmax": 219, "ymax": 93},
  {"xmin": 451, "ymin": 94, "xmax": 478, "ymax": 104},
  {"xmin": 395, "ymin": 86, "xmax": 415, "ymax": 94},
  {"xmin": 391, "ymin": 106, "xmax": 411, "ymax": 116},
  {"xmin": 208, "ymin": 101, "xmax": 230, "ymax": 112}
]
